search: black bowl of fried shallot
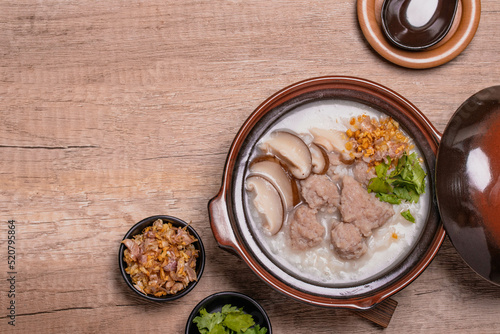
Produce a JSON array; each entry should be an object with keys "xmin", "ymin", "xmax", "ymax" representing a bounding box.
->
[{"xmin": 118, "ymin": 215, "xmax": 205, "ymax": 301}]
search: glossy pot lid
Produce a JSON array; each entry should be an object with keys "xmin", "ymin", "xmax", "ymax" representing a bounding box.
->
[{"xmin": 436, "ymin": 86, "xmax": 500, "ymax": 286}]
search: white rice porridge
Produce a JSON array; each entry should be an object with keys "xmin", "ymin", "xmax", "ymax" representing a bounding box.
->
[{"xmin": 244, "ymin": 99, "xmax": 429, "ymax": 285}]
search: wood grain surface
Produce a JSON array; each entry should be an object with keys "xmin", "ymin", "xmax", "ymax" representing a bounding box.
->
[{"xmin": 1, "ymin": 1, "xmax": 499, "ymax": 333}]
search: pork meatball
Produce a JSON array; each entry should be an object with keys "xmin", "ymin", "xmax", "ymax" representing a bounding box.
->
[
  {"xmin": 300, "ymin": 174, "xmax": 340, "ymax": 212},
  {"xmin": 331, "ymin": 222, "xmax": 367, "ymax": 259},
  {"xmin": 340, "ymin": 175, "xmax": 394, "ymax": 237},
  {"xmin": 326, "ymin": 151, "xmax": 342, "ymax": 178},
  {"xmin": 352, "ymin": 160, "xmax": 376, "ymax": 187},
  {"xmin": 289, "ymin": 205, "xmax": 325, "ymax": 250}
]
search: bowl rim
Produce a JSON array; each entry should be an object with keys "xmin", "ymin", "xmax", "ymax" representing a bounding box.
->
[
  {"xmin": 118, "ymin": 214, "xmax": 205, "ymax": 302},
  {"xmin": 184, "ymin": 291, "xmax": 272, "ymax": 334},
  {"xmin": 209, "ymin": 76, "xmax": 446, "ymax": 309}
]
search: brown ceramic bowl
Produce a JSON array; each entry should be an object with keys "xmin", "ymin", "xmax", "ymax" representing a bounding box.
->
[{"xmin": 209, "ymin": 76, "xmax": 445, "ymax": 310}]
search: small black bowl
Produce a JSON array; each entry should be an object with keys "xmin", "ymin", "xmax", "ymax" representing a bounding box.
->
[
  {"xmin": 118, "ymin": 215, "xmax": 205, "ymax": 302},
  {"xmin": 185, "ymin": 291, "xmax": 272, "ymax": 334}
]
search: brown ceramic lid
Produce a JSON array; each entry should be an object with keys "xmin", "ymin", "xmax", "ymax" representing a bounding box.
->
[
  {"xmin": 380, "ymin": 0, "xmax": 459, "ymax": 51},
  {"xmin": 357, "ymin": 0, "xmax": 481, "ymax": 69},
  {"xmin": 436, "ymin": 86, "xmax": 500, "ymax": 286}
]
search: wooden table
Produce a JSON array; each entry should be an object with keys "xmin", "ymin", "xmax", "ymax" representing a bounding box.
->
[{"xmin": 1, "ymin": 1, "xmax": 499, "ymax": 332}]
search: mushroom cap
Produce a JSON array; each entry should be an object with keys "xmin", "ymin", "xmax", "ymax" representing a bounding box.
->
[
  {"xmin": 249, "ymin": 160, "xmax": 298, "ymax": 211},
  {"xmin": 310, "ymin": 128, "xmax": 347, "ymax": 153},
  {"xmin": 310, "ymin": 128, "xmax": 353, "ymax": 164},
  {"xmin": 259, "ymin": 131, "xmax": 312, "ymax": 179},
  {"xmin": 309, "ymin": 143, "xmax": 329, "ymax": 175},
  {"xmin": 245, "ymin": 176, "xmax": 284, "ymax": 235}
]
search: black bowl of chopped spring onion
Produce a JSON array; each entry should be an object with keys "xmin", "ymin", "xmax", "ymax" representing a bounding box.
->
[
  {"xmin": 118, "ymin": 215, "xmax": 205, "ymax": 302},
  {"xmin": 185, "ymin": 291, "xmax": 272, "ymax": 334}
]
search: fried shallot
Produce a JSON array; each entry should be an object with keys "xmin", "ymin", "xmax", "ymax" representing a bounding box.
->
[{"xmin": 122, "ymin": 219, "xmax": 199, "ymax": 297}]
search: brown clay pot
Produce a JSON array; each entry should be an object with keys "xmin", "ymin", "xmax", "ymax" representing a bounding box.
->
[{"xmin": 209, "ymin": 76, "xmax": 445, "ymax": 310}]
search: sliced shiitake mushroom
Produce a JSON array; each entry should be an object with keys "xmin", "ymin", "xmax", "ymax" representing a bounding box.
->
[
  {"xmin": 249, "ymin": 160, "xmax": 299, "ymax": 210},
  {"xmin": 309, "ymin": 128, "xmax": 354, "ymax": 164},
  {"xmin": 245, "ymin": 176, "xmax": 284, "ymax": 235},
  {"xmin": 259, "ymin": 131, "xmax": 312, "ymax": 180},
  {"xmin": 310, "ymin": 128, "xmax": 346, "ymax": 152},
  {"xmin": 309, "ymin": 143, "xmax": 329, "ymax": 175}
]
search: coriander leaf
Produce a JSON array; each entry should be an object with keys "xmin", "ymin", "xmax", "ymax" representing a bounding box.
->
[
  {"xmin": 376, "ymin": 193, "xmax": 401, "ymax": 204},
  {"xmin": 368, "ymin": 152, "xmax": 426, "ymax": 205},
  {"xmin": 210, "ymin": 323, "xmax": 230, "ymax": 334},
  {"xmin": 390, "ymin": 157, "xmax": 404, "ymax": 177},
  {"xmin": 223, "ymin": 312, "xmax": 255, "ymax": 332},
  {"xmin": 399, "ymin": 153, "xmax": 426, "ymax": 193},
  {"xmin": 243, "ymin": 324, "xmax": 268, "ymax": 334},
  {"xmin": 193, "ymin": 304, "xmax": 267, "ymax": 334},
  {"xmin": 193, "ymin": 308, "xmax": 225, "ymax": 333},
  {"xmin": 401, "ymin": 210, "xmax": 415, "ymax": 223},
  {"xmin": 375, "ymin": 161, "xmax": 389, "ymax": 178},
  {"xmin": 390, "ymin": 177, "xmax": 416, "ymax": 188},
  {"xmin": 368, "ymin": 177, "xmax": 393, "ymax": 194},
  {"xmin": 410, "ymin": 164, "xmax": 426, "ymax": 194},
  {"xmin": 399, "ymin": 158, "xmax": 413, "ymax": 181},
  {"xmin": 393, "ymin": 186, "xmax": 419, "ymax": 203},
  {"xmin": 221, "ymin": 304, "xmax": 240, "ymax": 314}
]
